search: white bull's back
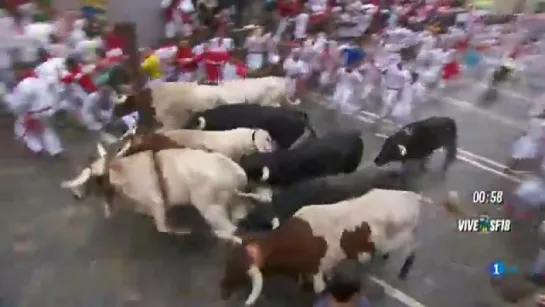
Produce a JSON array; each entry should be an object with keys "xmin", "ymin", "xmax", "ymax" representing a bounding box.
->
[
  {"xmin": 293, "ymin": 189, "xmax": 422, "ymax": 273},
  {"xmin": 152, "ymin": 83, "xmax": 216, "ymax": 128},
  {"xmin": 156, "ymin": 149, "xmax": 248, "ymax": 208},
  {"xmin": 201, "ymin": 77, "xmax": 285, "ymax": 106},
  {"xmin": 163, "ymin": 128, "xmax": 254, "ymax": 161}
]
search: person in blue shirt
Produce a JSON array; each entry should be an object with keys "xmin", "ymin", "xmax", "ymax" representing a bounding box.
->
[
  {"xmin": 340, "ymin": 42, "xmax": 366, "ymax": 68},
  {"xmin": 313, "ymin": 260, "xmax": 371, "ymax": 307}
]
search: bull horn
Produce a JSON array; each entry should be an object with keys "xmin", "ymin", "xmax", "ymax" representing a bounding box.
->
[
  {"xmin": 102, "ymin": 201, "xmax": 112, "ymax": 218},
  {"xmin": 97, "ymin": 143, "xmax": 107, "ymax": 157},
  {"xmin": 61, "ymin": 168, "xmax": 92, "ymax": 188},
  {"xmin": 397, "ymin": 144, "xmax": 407, "ymax": 156},
  {"xmin": 120, "ymin": 125, "xmax": 137, "ymax": 140},
  {"xmin": 244, "ymin": 264, "xmax": 264, "ymax": 306},
  {"xmin": 271, "ymin": 217, "xmax": 280, "ymax": 229},
  {"xmin": 116, "ymin": 139, "xmax": 132, "ymax": 157},
  {"xmin": 197, "ymin": 116, "xmax": 206, "ymax": 129},
  {"xmin": 286, "ymin": 95, "xmax": 301, "ymax": 106},
  {"xmin": 261, "ymin": 167, "xmax": 270, "ymax": 181}
]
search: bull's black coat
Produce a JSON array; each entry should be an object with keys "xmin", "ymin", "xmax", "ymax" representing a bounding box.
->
[
  {"xmin": 184, "ymin": 104, "xmax": 314, "ymax": 149},
  {"xmin": 239, "ymin": 131, "xmax": 364, "ymax": 186},
  {"xmin": 374, "ymin": 116, "xmax": 458, "ymax": 171},
  {"xmin": 238, "ymin": 166, "xmax": 412, "ymax": 231}
]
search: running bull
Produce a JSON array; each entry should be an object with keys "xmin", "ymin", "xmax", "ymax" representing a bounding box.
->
[
  {"xmin": 238, "ymin": 165, "xmax": 414, "ymax": 231},
  {"xmin": 60, "ymin": 145, "xmax": 269, "ymax": 242},
  {"xmin": 239, "ymin": 131, "xmax": 364, "ymax": 186},
  {"xmin": 115, "ymin": 127, "xmax": 274, "ymax": 162},
  {"xmin": 374, "ymin": 116, "xmax": 458, "ymax": 172},
  {"xmin": 221, "ymin": 189, "xmax": 461, "ymax": 305},
  {"xmin": 112, "ymin": 77, "xmax": 298, "ymax": 129},
  {"xmin": 184, "ymin": 104, "xmax": 316, "ymax": 149}
]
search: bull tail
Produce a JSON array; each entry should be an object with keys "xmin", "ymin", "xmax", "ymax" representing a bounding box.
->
[
  {"xmin": 443, "ymin": 120, "xmax": 458, "ymax": 171},
  {"xmin": 299, "ymin": 111, "xmax": 316, "ymax": 137},
  {"xmin": 235, "ymin": 190, "xmax": 272, "ymax": 203}
]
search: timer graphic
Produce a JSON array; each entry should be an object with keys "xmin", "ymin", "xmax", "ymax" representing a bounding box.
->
[{"xmin": 473, "ymin": 190, "xmax": 504, "ymax": 205}]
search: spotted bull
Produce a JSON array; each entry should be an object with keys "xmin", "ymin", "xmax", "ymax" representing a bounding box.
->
[
  {"xmin": 115, "ymin": 128, "xmax": 274, "ymax": 162},
  {"xmin": 239, "ymin": 131, "xmax": 364, "ymax": 186},
  {"xmin": 60, "ymin": 145, "xmax": 270, "ymax": 242},
  {"xmin": 221, "ymin": 189, "xmax": 450, "ymax": 306},
  {"xmin": 238, "ymin": 165, "xmax": 415, "ymax": 231},
  {"xmin": 184, "ymin": 104, "xmax": 316, "ymax": 149},
  {"xmin": 374, "ymin": 116, "xmax": 457, "ymax": 172}
]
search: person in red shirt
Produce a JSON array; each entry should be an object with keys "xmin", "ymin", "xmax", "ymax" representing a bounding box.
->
[
  {"xmin": 102, "ymin": 24, "xmax": 126, "ymax": 59},
  {"xmin": 175, "ymin": 40, "xmax": 198, "ymax": 82},
  {"xmin": 60, "ymin": 57, "xmax": 103, "ymax": 130},
  {"xmin": 275, "ymin": 0, "xmax": 308, "ymax": 41}
]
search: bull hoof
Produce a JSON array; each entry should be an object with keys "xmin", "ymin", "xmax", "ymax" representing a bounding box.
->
[{"xmin": 398, "ymin": 271, "xmax": 409, "ymax": 280}]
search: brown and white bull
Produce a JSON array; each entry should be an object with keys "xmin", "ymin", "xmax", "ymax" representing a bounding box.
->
[
  {"xmin": 60, "ymin": 145, "xmax": 270, "ymax": 243},
  {"xmin": 115, "ymin": 128, "xmax": 275, "ymax": 162},
  {"xmin": 221, "ymin": 189, "xmax": 462, "ymax": 305},
  {"xmin": 111, "ymin": 77, "xmax": 299, "ymax": 129}
]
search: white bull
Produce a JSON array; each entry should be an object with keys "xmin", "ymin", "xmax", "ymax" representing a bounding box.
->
[
  {"xmin": 114, "ymin": 77, "xmax": 300, "ymax": 129},
  {"xmin": 116, "ymin": 128, "xmax": 275, "ymax": 162},
  {"xmin": 60, "ymin": 145, "xmax": 268, "ymax": 243}
]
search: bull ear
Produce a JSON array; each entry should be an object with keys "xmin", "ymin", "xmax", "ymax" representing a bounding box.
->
[
  {"xmin": 261, "ymin": 166, "xmax": 270, "ymax": 181},
  {"xmin": 97, "ymin": 143, "xmax": 107, "ymax": 157},
  {"xmin": 397, "ymin": 145, "xmax": 407, "ymax": 156}
]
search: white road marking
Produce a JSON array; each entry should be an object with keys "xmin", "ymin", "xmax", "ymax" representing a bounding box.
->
[
  {"xmin": 305, "ymin": 94, "xmax": 521, "ymax": 183},
  {"xmin": 434, "ymin": 95, "xmax": 524, "ymax": 130},
  {"xmin": 368, "ymin": 276, "xmax": 428, "ymax": 307}
]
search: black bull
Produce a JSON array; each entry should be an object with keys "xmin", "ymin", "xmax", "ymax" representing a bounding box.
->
[
  {"xmin": 184, "ymin": 104, "xmax": 316, "ymax": 149},
  {"xmin": 237, "ymin": 165, "xmax": 415, "ymax": 231},
  {"xmin": 374, "ymin": 116, "xmax": 458, "ymax": 172},
  {"xmin": 239, "ymin": 131, "xmax": 364, "ymax": 187}
]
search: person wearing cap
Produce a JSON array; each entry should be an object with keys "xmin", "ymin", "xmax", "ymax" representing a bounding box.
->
[
  {"xmin": 5, "ymin": 64, "xmax": 63, "ymax": 157},
  {"xmin": 313, "ymin": 259, "xmax": 371, "ymax": 307},
  {"xmin": 283, "ymin": 47, "xmax": 308, "ymax": 105}
]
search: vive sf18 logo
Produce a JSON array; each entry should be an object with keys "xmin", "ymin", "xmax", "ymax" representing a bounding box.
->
[{"xmin": 457, "ymin": 215, "xmax": 511, "ymax": 233}]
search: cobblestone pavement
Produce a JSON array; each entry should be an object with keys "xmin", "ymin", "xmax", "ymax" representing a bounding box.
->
[{"xmin": 0, "ymin": 70, "xmax": 544, "ymax": 307}]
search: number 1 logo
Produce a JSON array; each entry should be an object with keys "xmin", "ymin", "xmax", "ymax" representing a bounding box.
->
[{"xmin": 490, "ymin": 260, "xmax": 504, "ymax": 278}]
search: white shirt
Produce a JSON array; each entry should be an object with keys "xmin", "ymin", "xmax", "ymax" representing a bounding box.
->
[
  {"xmin": 283, "ymin": 57, "xmax": 309, "ymax": 78},
  {"xmin": 383, "ymin": 64, "xmax": 410, "ymax": 90},
  {"xmin": 337, "ymin": 68, "xmax": 363, "ymax": 87}
]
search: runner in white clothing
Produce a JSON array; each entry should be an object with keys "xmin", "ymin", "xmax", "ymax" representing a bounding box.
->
[
  {"xmin": 283, "ymin": 48, "xmax": 308, "ymax": 105},
  {"xmin": 391, "ymin": 72, "xmax": 426, "ymax": 126},
  {"xmin": 332, "ymin": 65, "xmax": 363, "ymax": 114}
]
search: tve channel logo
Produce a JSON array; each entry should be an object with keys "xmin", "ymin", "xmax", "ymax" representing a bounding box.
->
[{"xmin": 489, "ymin": 260, "xmax": 518, "ymax": 278}]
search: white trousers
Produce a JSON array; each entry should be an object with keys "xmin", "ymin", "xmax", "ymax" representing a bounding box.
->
[
  {"xmin": 14, "ymin": 115, "xmax": 63, "ymax": 156},
  {"xmin": 80, "ymin": 91, "xmax": 102, "ymax": 131},
  {"xmin": 247, "ymin": 53, "xmax": 264, "ymax": 71}
]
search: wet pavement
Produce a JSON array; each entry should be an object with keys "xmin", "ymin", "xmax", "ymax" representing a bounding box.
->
[{"xmin": 0, "ymin": 71, "xmax": 544, "ymax": 307}]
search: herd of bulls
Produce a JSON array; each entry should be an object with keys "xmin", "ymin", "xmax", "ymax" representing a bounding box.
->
[{"xmin": 60, "ymin": 98, "xmax": 460, "ymax": 305}]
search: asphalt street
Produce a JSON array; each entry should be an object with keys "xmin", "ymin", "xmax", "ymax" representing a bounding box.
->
[{"xmin": 0, "ymin": 70, "xmax": 544, "ymax": 307}]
